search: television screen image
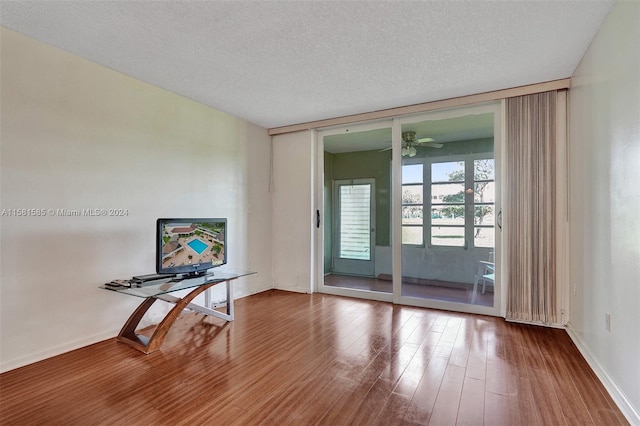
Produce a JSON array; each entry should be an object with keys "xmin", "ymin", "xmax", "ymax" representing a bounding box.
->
[{"xmin": 156, "ymin": 218, "xmax": 227, "ymax": 276}]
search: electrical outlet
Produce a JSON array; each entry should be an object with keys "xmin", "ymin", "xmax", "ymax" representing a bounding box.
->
[
  {"xmin": 605, "ymin": 312, "xmax": 612, "ymax": 332},
  {"xmin": 211, "ymin": 300, "xmax": 227, "ymax": 308}
]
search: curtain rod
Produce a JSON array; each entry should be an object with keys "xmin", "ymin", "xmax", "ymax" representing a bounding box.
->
[{"xmin": 268, "ymin": 78, "xmax": 571, "ymax": 136}]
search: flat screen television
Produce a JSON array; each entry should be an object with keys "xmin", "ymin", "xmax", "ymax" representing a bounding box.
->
[{"xmin": 156, "ymin": 218, "xmax": 227, "ymax": 277}]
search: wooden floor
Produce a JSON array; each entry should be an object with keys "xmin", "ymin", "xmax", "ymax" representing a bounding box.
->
[{"xmin": 0, "ymin": 290, "xmax": 627, "ymax": 425}]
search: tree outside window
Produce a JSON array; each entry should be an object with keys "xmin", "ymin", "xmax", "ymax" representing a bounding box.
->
[
  {"xmin": 402, "ymin": 158, "xmax": 494, "ymax": 248},
  {"xmin": 430, "ymin": 159, "xmax": 494, "ymax": 248}
]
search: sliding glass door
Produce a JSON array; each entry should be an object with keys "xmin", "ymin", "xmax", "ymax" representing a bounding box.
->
[
  {"xmin": 316, "ymin": 102, "xmax": 501, "ymax": 315},
  {"xmin": 318, "ymin": 121, "xmax": 393, "ymax": 301},
  {"xmin": 397, "ymin": 104, "xmax": 501, "ymax": 315}
]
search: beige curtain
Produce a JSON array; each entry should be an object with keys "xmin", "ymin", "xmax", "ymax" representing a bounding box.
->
[{"xmin": 505, "ymin": 91, "xmax": 557, "ymax": 324}]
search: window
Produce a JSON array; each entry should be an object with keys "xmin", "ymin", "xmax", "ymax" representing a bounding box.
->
[
  {"xmin": 402, "ymin": 157, "xmax": 495, "ymax": 248},
  {"xmin": 402, "ymin": 164, "xmax": 423, "ymax": 245},
  {"xmin": 431, "ymin": 161, "xmax": 466, "ymax": 246},
  {"xmin": 473, "ymin": 159, "xmax": 495, "ymax": 248}
]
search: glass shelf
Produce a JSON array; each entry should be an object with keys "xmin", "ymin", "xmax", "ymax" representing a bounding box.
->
[{"xmin": 101, "ymin": 270, "xmax": 255, "ymax": 299}]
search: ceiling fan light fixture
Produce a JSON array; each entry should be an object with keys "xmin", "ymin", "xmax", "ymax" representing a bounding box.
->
[
  {"xmin": 383, "ymin": 131, "xmax": 440, "ymax": 155},
  {"xmin": 402, "ymin": 131, "xmax": 416, "ymax": 143}
]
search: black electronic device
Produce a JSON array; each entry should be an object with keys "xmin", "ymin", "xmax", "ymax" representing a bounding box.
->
[
  {"xmin": 132, "ymin": 273, "xmax": 176, "ymax": 283},
  {"xmin": 156, "ymin": 218, "xmax": 227, "ymax": 278},
  {"xmin": 104, "ymin": 279, "xmax": 132, "ymax": 289}
]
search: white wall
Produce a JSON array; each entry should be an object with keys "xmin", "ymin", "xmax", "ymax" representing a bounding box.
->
[
  {"xmin": 271, "ymin": 131, "xmax": 315, "ymax": 293},
  {"xmin": 567, "ymin": 2, "xmax": 640, "ymax": 423},
  {"xmin": 0, "ymin": 28, "xmax": 273, "ymax": 371}
]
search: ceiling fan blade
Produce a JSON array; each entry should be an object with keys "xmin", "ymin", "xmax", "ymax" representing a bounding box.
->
[
  {"xmin": 379, "ymin": 146, "xmax": 392, "ymax": 152},
  {"xmin": 419, "ymin": 142, "xmax": 444, "ymax": 148},
  {"xmin": 416, "ymin": 137, "xmax": 436, "ymax": 143}
]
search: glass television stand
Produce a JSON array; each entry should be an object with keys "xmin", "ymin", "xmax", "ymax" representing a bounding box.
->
[{"xmin": 101, "ymin": 270, "xmax": 255, "ymax": 354}]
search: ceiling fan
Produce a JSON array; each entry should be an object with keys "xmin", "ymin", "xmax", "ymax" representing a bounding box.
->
[{"xmin": 380, "ymin": 131, "xmax": 444, "ymax": 157}]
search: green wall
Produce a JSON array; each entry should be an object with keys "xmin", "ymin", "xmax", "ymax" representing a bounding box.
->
[
  {"xmin": 323, "ymin": 137, "xmax": 493, "ymax": 273},
  {"xmin": 324, "ymin": 151, "xmax": 334, "ymax": 273},
  {"xmin": 330, "ymin": 150, "xmax": 392, "ymax": 246}
]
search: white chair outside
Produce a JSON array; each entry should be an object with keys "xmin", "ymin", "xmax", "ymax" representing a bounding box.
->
[{"xmin": 471, "ymin": 258, "xmax": 495, "ymax": 304}]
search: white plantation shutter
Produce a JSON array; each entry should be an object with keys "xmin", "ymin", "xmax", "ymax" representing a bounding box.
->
[{"xmin": 339, "ymin": 184, "xmax": 371, "ymax": 260}]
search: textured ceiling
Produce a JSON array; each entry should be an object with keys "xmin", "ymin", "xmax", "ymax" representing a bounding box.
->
[{"xmin": 0, "ymin": 1, "xmax": 613, "ymax": 129}]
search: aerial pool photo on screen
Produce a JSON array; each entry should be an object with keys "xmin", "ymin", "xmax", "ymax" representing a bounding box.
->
[
  {"xmin": 161, "ymin": 221, "xmax": 225, "ymax": 268},
  {"xmin": 187, "ymin": 238, "xmax": 208, "ymax": 255}
]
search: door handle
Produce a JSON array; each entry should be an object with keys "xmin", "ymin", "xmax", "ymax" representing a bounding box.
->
[
  {"xmin": 497, "ymin": 209, "xmax": 502, "ymax": 230},
  {"xmin": 316, "ymin": 210, "xmax": 320, "ymax": 228}
]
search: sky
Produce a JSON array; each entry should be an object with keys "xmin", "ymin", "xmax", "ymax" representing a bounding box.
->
[{"xmin": 402, "ymin": 162, "xmax": 464, "ymax": 184}]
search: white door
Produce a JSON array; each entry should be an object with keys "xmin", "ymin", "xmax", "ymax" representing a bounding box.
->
[{"xmin": 332, "ymin": 178, "xmax": 375, "ymax": 277}]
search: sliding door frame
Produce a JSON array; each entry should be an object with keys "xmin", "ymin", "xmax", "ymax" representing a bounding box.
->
[
  {"xmin": 314, "ymin": 102, "xmax": 504, "ymax": 317},
  {"xmin": 393, "ymin": 102, "xmax": 503, "ymax": 316},
  {"xmin": 315, "ymin": 120, "xmax": 393, "ymax": 302}
]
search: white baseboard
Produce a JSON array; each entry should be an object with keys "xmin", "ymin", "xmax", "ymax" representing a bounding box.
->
[
  {"xmin": 234, "ymin": 285, "xmax": 275, "ymax": 300},
  {"xmin": 272, "ymin": 285, "xmax": 309, "ymax": 294},
  {"xmin": 566, "ymin": 324, "xmax": 640, "ymax": 425},
  {"xmin": 0, "ymin": 329, "xmax": 119, "ymax": 373},
  {"xmin": 505, "ymin": 317, "xmax": 566, "ymax": 329}
]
